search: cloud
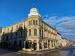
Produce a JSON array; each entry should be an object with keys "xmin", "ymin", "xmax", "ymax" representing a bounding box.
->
[
  {"xmin": 44, "ymin": 16, "xmax": 75, "ymax": 41},
  {"xmin": 59, "ymin": 20, "xmax": 75, "ymax": 29},
  {"xmin": 44, "ymin": 16, "xmax": 58, "ymax": 26}
]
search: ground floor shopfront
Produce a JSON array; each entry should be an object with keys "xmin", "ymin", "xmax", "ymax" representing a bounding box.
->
[
  {"xmin": 0, "ymin": 38, "xmax": 57, "ymax": 51},
  {"xmin": 23, "ymin": 39, "xmax": 57, "ymax": 51}
]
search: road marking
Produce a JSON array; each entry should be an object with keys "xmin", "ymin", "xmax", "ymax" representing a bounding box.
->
[
  {"xmin": 17, "ymin": 52, "xmax": 21, "ymax": 54},
  {"xmin": 72, "ymin": 49, "xmax": 75, "ymax": 56}
]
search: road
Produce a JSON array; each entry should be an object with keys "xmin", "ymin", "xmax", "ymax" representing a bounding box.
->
[{"xmin": 0, "ymin": 47, "xmax": 75, "ymax": 56}]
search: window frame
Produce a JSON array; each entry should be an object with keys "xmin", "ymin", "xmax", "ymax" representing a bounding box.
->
[
  {"xmin": 29, "ymin": 21, "xmax": 32, "ymax": 25},
  {"xmin": 34, "ymin": 29, "xmax": 37, "ymax": 36},
  {"xmin": 29, "ymin": 29, "xmax": 31, "ymax": 36}
]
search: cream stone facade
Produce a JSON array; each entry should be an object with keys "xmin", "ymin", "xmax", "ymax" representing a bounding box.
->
[
  {"xmin": 0, "ymin": 28, "xmax": 2, "ymax": 43},
  {"xmin": 0, "ymin": 8, "xmax": 67, "ymax": 51}
]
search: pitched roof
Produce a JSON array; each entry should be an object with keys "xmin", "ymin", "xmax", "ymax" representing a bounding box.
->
[{"xmin": 42, "ymin": 20, "xmax": 57, "ymax": 31}]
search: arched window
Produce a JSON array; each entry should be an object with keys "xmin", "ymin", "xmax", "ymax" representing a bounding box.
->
[
  {"xmin": 29, "ymin": 29, "xmax": 31, "ymax": 36},
  {"xmin": 34, "ymin": 29, "xmax": 37, "ymax": 36}
]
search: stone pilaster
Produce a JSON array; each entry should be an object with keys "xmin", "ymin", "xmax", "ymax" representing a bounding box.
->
[
  {"xmin": 36, "ymin": 40, "xmax": 39, "ymax": 51},
  {"xmin": 42, "ymin": 40, "xmax": 44, "ymax": 50}
]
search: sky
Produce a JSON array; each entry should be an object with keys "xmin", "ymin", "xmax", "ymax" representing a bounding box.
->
[{"xmin": 0, "ymin": 0, "xmax": 75, "ymax": 41}]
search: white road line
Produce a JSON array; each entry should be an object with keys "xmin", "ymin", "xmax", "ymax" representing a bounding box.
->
[
  {"xmin": 17, "ymin": 52, "xmax": 21, "ymax": 54},
  {"xmin": 72, "ymin": 49, "xmax": 75, "ymax": 56}
]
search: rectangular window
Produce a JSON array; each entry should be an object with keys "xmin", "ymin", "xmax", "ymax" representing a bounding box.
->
[
  {"xmin": 36, "ymin": 20, "xmax": 37, "ymax": 25},
  {"xmin": 39, "ymin": 29, "xmax": 43, "ymax": 38},
  {"xmin": 29, "ymin": 29, "xmax": 31, "ymax": 36},
  {"xmin": 15, "ymin": 32, "xmax": 17, "ymax": 37},
  {"xmin": 11, "ymin": 27, "xmax": 13, "ymax": 32},
  {"xmin": 34, "ymin": 29, "xmax": 37, "ymax": 36},
  {"xmin": 39, "ymin": 29, "xmax": 41, "ymax": 37},
  {"xmin": 21, "ymin": 31, "xmax": 22, "ymax": 36},
  {"xmin": 29, "ymin": 21, "xmax": 32, "ymax": 25},
  {"xmin": 33, "ymin": 20, "xmax": 35, "ymax": 25},
  {"xmin": 16, "ymin": 25, "xmax": 18, "ymax": 29},
  {"xmin": 8, "ymin": 28, "xmax": 9, "ymax": 32}
]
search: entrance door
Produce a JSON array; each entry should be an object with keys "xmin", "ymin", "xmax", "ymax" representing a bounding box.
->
[
  {"xmin": 13, "ymin": 41, "xmax": 17, "ymax": 49},
  {"xmin": 25, "ymin": 40, "xmax": 32, "ymax": 49},
  {"xmin": 33, "ymin": 43, "xmax": 37, "ymax": 50},
  {"xmin": 19, "ymin": 40, "xmax": 22, "ymax": 50}
]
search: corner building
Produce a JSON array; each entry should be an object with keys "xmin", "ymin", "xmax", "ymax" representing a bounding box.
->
[{"xmin": 1, "ymin": 8, "xmax": 60, "ymax": 51}]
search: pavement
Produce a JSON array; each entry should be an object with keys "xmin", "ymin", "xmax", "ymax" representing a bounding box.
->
[
  {"xmin": 0, "ymin": 49, "xmax": 17, "ymax": 56},
  {"xmin": 18, "ymin": 48, "xmax": 58, "ymax": 54},
  {"xmin": 0, "ymin": 48, "xmax": 59, "ymax": 56},
  {"xmin": 0, "ymin": 47, "xmax": 75, "ymax": 56}
]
